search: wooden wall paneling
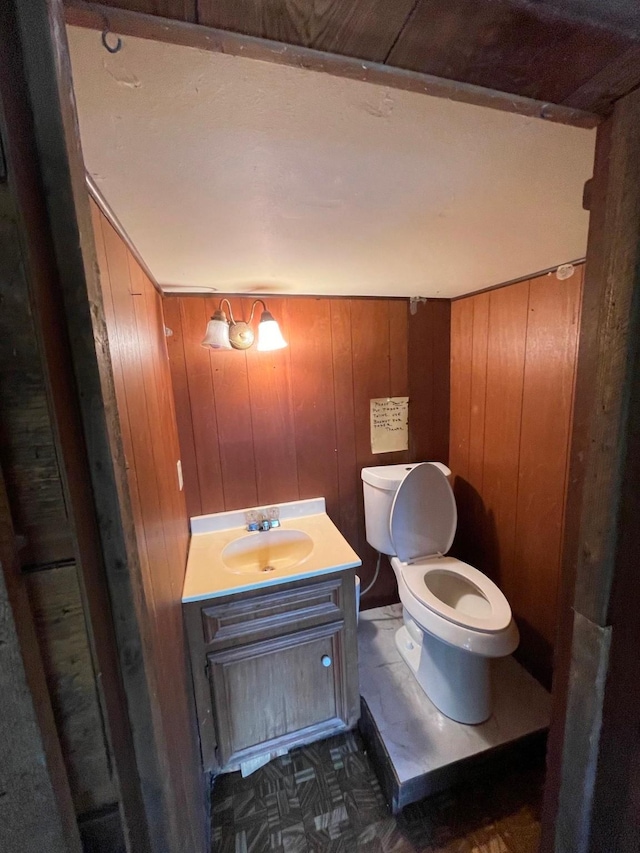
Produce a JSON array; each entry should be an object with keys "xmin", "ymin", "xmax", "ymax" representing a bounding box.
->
[
  {"xmin": 135, "ymin": 270, "xmax": 201, "ymax": 853},
  {"xmin": 407, "ymin": 300, "xmax": 434, "ymax": 463},
  {"xmin": 91, "ymin": 202, "xmax": 138, "ymax": 486},
  {"xmin": 101, "ymin": 0, "xmax": 196, "ymax": 21},
  {"xmin": 180, "ymin": 297, "xmax": 225, "ymax": 515},
  {"xmin": 144, "ymin": 283, "xmax": 205, "ymax": 845},
  {"xmin": 449, "ymin": 271, "xmax": 584, "ymax": 688},
  {"xmin": 0, "ymin": 187, "xmax": 119, "ymax": 842},
  {"xmin": 91, "ymin": 209, "xmax": 166, "ymax": 844},
  {"xmin": 351, "ymin": 299, "xmax": 392, "ymax": 469},
  {"xmin": 561, "ymin": 45, "xmax": 640, "ymax": 114},
  {"xmin": 131, "ymin": 274, "xmax": 199, "ymax": 850},
  {"xmin": 162, "ymin": 297, "xmax": 202, "ymax": 519},
  {"xmin": 329, "ymin": 300, "xmax": 360, "ymax": 557},
  {"xmin": 448, "ymin": 298, "xmax": 474, "ymax": 561},
  {"xmin": 195, "ymin": 0, "xmax": 418, "ymax": 62},
  {"xmin": 288, "ymin": 298, "xmax": 340, "ymax": 519},
  {"xmin": 388, "ymin": 301, "xmax": 409, "ymax": 396},
  {"xmin": 165, "ymin": 294, "xmax": 452, "ymax": 611},
  {"xmin": 25, "ymin": 565, "xmax": 117, "ymax": 815},
  {"xmin": 100, "ymin": 218, "xmax": 175, "ymax": 740},
  {"xmin": 0, "ymin": 217, "xmax": 72, "ymax": 566},
  {"xmin": 541, "ymin": 90, "xmax": 640, "ymax": 853},
  {"xmin": 133, "ymin": 282, "xmax": 195, "ymax": 847},
  {"xmin": 514, "ymin": 270, "xmax": 583, "ymax": 684},
  {"xmin": 468, "ymin": 292, "xmax": 489, "ymax": 490},
  {"xmin": 244, "ymin": 300, "xmax": 300, "ymax": 506},
  {"xmin": 93, "ymin": 205, "xmax": 155, "ymax": 649},
  {"xmin": 95, "ymin": 207, "xmax": 207, "ymax": 852},
  {"xmin": 0, "ymin": 475, "xmax": 80, "ymax": 853},
  {"xmin": 430, "ymin": 300, "xmax": 452, "ymax": 463},
  {"xmin": 463, "ymin": 292, "xmax": 490, "ymax": 573},
  {"xmin": 146, "ymin": 277, "xmax": 190, "ymax": 565},
  {"xmin": 131, "ymin": 269, "xmax": 183, "ymax": 599},
  {"xmin": 481, "ymin": 281, "xmax": 530, "ymax": 594},
  {"xmin": 350, "ymin": 299, "xmax": 397, "ymax": 605},
  {"xmin": 448, "ymin": 299, "xmax": 473, "ymax": 481},
  {"xmin": 386, "ymin": 299, "xmax": 410, "ymax": 465},
  {"xmin": 99, "ymin": 225, "xmax": 165, "ymax": 710},
  {"xmin": 205, "ymin": 296, "xmax": 258, "ymax": 512},
  {"xmin": 407, "ymin": 299, "xmax": 451, "ymax": 465},
  {"xmin": 64, "ymin": 1, "xmax": 599, "ymax": 128},
  {"xmin": 386, "ymin": 0, "xmax": 631, "ymax": 105},
  {"xmin": 9, "ymin": 0, "xmax": 210, "ymax": 845}
]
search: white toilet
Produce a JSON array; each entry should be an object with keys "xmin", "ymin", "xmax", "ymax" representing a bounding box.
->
[{"xmin": 361, "ymin": 462, "xmax": 519, "ymax": 724}]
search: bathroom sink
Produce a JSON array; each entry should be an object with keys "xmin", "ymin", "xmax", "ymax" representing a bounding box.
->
[{"xmin": 221, "ymin": 529, "xmax": 313, "ymax": 574}]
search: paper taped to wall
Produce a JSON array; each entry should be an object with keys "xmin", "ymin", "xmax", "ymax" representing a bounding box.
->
[{"xmin": 370, "ymin": 397, "xmax": 409, "ymax": 454}]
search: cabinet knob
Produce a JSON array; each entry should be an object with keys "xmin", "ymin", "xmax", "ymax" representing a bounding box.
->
[{"xmin": 321, "ymin": 655, "xmax": 332, "ymax": 668}]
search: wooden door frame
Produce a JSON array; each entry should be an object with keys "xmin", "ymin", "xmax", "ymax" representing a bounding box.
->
[
  {"xmin": 64, "ymin": 1, "xmax": 598, "ymax": 130},
  {"xmin": 5, "ymin": 0, "xmax": 640, "ymax": 850},
  {"xmin": 0, "ymin": 461, "xmax": 81, "ymax": 852},
  {"xmin": 540, "ymin": 87, "xmax": 640, "ymax": 851},
  {"xmin": 0, "ymin": 1, "xmax": 198, "ymax": 850}
]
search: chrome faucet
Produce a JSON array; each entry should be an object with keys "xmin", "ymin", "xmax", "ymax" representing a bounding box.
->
[{"xmin": 245, "ymin": 507, "xmax": 281, "ymax": 532}]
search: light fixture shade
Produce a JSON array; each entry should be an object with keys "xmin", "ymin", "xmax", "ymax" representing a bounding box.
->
[
  {"xmin": 201, "ymin": 312, "xmax": 231, "ymax": 349},
  {"xmin": 257, "ymin": 311, "xmax": 287, "ymax": 351}
]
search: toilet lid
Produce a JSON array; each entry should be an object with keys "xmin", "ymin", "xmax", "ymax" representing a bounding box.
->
[{"xmin": 389, "ymin": 462, "xmax": 457, "ymax": 562}]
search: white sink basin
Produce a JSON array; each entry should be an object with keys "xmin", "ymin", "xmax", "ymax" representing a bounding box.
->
[{"xmin": 221, "ymin": 529, "xmax": 313, "ymax": 575}]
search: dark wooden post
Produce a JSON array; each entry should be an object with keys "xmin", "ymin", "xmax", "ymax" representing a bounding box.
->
[
  {"xmin": 541, "ymin": 86, "xmax": 640, "ymax": 852},
  {"xmin": 0, "ymin": 472, "xmax": 81, "ymax": 851},
  {"xmin": 0, "ymin": 0, "xmax": 203, "ymax": 850}
]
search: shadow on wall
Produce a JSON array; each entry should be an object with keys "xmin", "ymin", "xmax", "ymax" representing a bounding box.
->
[
  {"xmin": 450, "ymin": 476, "xmax": 553, "ymax": 690},
  {"xmin": 449, "ymin": 476, "xmax": 500, "ymax": 582}
]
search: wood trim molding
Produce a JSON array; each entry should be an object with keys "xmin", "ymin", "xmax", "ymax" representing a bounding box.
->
[
  {"xmin": 64, "ymin": 1, "xmax": 600, "ymax": 130},
  {"xmin": 5, "ymin": 1, "xmax": 182, "ymax": 850},
  {"xmin": 541, "ymin": 85, "xmax": 640, "ymax": 852},
  {"xmin": 450, "ymin": 259, "xmax": 586, "ymax": 301},
  {"xmin": 86, "ymin": 173, "xmax": 162, "ymax": 295}
]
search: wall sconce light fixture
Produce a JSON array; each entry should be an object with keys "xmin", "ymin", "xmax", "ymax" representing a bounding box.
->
[{"xmin": 201, "ymin": 299, "xmax": 287, "ymax": 352}]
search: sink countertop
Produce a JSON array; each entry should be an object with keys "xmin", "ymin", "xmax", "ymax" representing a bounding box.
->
[{"xmin": 182, "ymin": 498, "xmax": 361, "ymax": 603}]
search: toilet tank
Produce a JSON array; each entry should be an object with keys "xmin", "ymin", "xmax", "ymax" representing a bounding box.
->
[{"xmin": 361, "ymin": 462, "xmax": 451, "ymax": 555}]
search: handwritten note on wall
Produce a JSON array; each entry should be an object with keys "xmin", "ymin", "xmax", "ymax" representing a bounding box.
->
[{"xmin": 370, "ymin": 397, "xmax": 409, "ymax": 454}]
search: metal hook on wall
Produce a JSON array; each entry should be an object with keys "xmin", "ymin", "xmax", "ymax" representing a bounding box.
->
[{"xmin": 101, "ymin": 28, "xmax": 122, "ymax": 53}]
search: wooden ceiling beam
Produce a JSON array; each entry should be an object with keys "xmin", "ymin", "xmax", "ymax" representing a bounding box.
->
[
  {"xmin": 561, "ymin": 44, "xmax": 640, "ymax": 114},
  {"xmin": 64, "ymin": 0, "xmax": 600, "ymax": 129},
  {"xmin": 386, "ymin": 0, "xmax": 635, "ymax": 107}
]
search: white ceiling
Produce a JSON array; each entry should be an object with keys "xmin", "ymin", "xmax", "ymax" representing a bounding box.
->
[{"xmin": 67, "ymin": 25, "xmax": 595, "ymax": 298}]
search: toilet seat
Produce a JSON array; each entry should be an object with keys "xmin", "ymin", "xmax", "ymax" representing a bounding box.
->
[
  {"xmin": 391, "ymin": 555, "xmax": 520, "ymax": 657},
  {"xmin": 399, "ymin": 556, "xmax": 512, "ymax": 634},
  {"xmin": 386, "ymin": 463, "xmax": 515, "ymax": 649}
]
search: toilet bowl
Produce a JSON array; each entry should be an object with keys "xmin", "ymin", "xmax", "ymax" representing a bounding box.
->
[{"xmin": 361, "ymin": 462, "xmax": 519, "ymax": 724}]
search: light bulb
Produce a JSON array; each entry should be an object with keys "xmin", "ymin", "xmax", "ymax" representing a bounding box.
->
[{"xmin": 257, "ymin": 311, "xmax": 287, "ymax": 351}]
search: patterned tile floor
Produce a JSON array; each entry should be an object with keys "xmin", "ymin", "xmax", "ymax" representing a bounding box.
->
[{"xmin": 211, "ymin": 732, "xmax": 544, "ymax": 852}]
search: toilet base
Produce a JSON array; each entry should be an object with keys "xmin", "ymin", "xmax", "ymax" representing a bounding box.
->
[{"xmin": 395, "ymin": 623, "xmax": 492, "ymax": 724}]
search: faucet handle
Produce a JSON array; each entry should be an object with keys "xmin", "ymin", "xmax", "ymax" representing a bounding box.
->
[
  {"xmin": 245, "ymin": 510, "xmax": 259, "ymax": 531},
  {"xmin": 267, "ymin": 506, "xmax": 280, "ymax": 527}
]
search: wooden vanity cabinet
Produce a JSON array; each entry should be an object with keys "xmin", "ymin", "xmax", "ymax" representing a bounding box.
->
[{"xmin": 183, "ymin": 568, "xmax": 359, "ymax": 773}]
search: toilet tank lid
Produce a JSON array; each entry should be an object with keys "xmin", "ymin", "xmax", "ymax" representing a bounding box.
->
[{"xmin": 361, "ymin": 462, "xmax": 451, "ymax": 491}]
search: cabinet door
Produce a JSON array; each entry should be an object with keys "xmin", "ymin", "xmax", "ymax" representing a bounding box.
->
[{"xmin": 207, "ymin": 621, "xmax": 347, "ymax": 767}]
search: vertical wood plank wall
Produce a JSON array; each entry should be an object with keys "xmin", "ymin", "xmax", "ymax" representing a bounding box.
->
[
  {"xmin": 164, "ymin": 296, "xmax": 451, "ymax": 608},
  {"xmin": 449, "ymin": 267, "xmax": 583, "ymax": 687},
  {"xmin": 90, "ymin": 199, "xmax": 207, "ymax": 853},
  {"xmin": 0, "ymin": 204, "xmax": 117, "ymax": 830}
]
